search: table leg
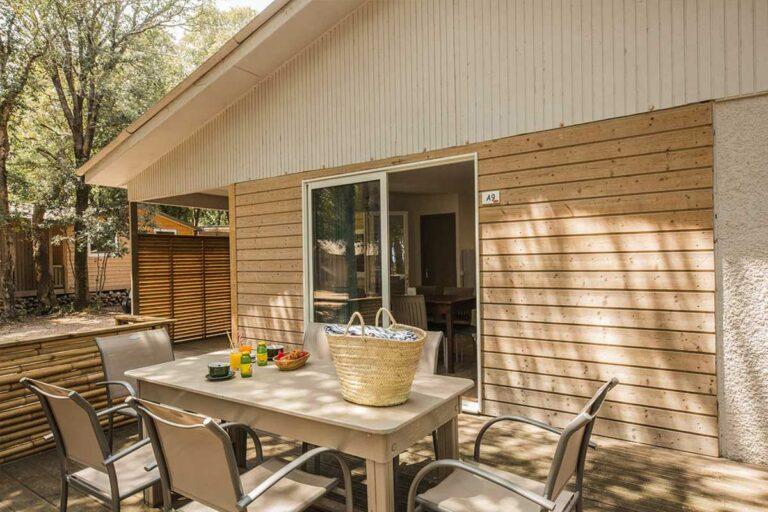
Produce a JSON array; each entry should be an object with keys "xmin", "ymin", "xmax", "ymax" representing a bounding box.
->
[
  {"xmin": 231, "ymin": 428, "xmax": 248, "ymax": 469},
  {"xmin": 435, "ymin": 415, "xmax": 459, "ymax": 479},
  {"xmin": 365, "ymin": 458, "xmax": 395, "ymax": 512},
  {"xmin": 446, "ymin": 305, "xmax": 455, "ymax": 374},
  {"xmin": 435, "ymin": 416, "xmax": 459, "ymax": 460}
]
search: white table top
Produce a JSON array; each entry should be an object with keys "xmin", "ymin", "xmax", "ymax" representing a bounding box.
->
[{"xmin": 126, "ymin": 351, "xmax": 473, "ymax": 435}]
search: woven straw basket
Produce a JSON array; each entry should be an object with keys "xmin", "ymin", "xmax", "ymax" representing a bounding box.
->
[{"xmin": 326, "ymin": 308, "xmax": 426, "ymax": 407}]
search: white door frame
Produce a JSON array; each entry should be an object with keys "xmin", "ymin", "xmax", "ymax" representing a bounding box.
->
[
  {"xmin": 301, "ymin": 153, "xmax": 483, "ymax": 411},
  {"xmin": 302, "ymin": 171, "xmax": 390, "ymax": 325}
]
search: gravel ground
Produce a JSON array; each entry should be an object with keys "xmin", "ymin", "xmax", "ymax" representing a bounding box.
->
[{"xmin": 0, "ymin": 308, "xmax": 122, "ymax": 343}]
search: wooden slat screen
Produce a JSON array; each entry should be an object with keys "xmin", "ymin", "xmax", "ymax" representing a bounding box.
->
[
  {"xmin": 136, "ymin": 234, "xmax": 231, "ymax": 341},
  {"xmin": 233, "ymin": 103, "xmax": 716, "ymax": 456}
]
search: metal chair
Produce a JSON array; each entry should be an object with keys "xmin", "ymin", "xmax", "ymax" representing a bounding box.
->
[
  {"xmin": 95, "ymin": 328, "xmax": 175, "ymax": 448},
  {"xmin": 301, "ymin": 322, "xmax": 334, "ymax": 362},
  {"xmin": 21, "ymin": 378, "xmax": 160, "ymax": 512},
  {"xmin": 391, "ymin": 294, "xmax": 428, "ymax": 330},
  {"xmin": 407, "ymin": 378, "xmax": 619, "ymax": 512},
  {"xmin": 129, "ymin": 397, "xmax": 354, "ymax": 512}
]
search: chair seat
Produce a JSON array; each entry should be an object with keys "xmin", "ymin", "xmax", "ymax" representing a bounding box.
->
[
  {"xmin": 179, "ymin": 458, "xmax": 339, "ymax": 512},
  {"xmin": 417, "ymin": 461, "xmax": 574, "ymax": 512},
  {"xmin": 70, "ymin": 443, "xmax": 159, "ymax": 498}
]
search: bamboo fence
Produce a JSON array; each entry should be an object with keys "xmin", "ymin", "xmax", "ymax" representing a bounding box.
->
[{"xmin": 0, "ymin": 315, "xmax": 174, "ymax": 464}]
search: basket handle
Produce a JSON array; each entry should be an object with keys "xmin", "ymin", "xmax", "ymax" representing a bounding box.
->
[
  {"xmin": 375, "ymin": 308, "xmax": 399, "ymax": 328},
  {"xmin": 344, "ymin": 311, "xmax": 367, "ymax": 336}
]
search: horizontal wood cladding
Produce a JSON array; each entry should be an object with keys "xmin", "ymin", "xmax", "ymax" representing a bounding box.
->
[
  {"xmin": 477, "ymin": 103, "xmax": 716, "ymax": 456},
  {"xmin": 233, "ymin": 103, "xmax": 717, "ymax": 456}
]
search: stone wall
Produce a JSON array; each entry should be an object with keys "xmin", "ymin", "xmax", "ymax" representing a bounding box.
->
[
  {"xmin": 10, "ymin": 289, "xmax": 129, "ymax": 315},
  {"xmin": 714, "ymin": 93, "xmax": 768, "ymax": 465}
]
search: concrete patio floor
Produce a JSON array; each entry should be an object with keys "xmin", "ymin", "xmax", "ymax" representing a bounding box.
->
[{"xmin": 1, "ymin": 338, "xmax": 767, "ymax": 512}]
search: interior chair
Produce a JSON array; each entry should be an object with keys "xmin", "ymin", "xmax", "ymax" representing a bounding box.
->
[
  {"xmin": 21, "ymin": 378, "xmax": 160, "ymax": 512},
  {"xmin": 95, "ymin": 328, "xmax": 175, "ymax": 448},
  {"xmin": 391, "ymin": 294, "xmax": 428, "ymax": 330},
  {"xmin": 407, "ymin": 378, "xmax": 620, "ymax": 512},
  {"xmin": 129, "ymin": 397, "xmax": 354, "ymax": 512},
  {"xmin": 456, "ymin": 308, "xmax": 477, "ymax": 364}
]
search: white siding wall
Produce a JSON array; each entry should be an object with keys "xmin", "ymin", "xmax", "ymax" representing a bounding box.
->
[{"xmin": 128, "ymin": 0, "xmax": 768, "ymax": 201}]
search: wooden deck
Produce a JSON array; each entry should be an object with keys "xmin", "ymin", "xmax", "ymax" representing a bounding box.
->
[{"xmin": 2, "ymin": 338, "xmax": 767, "ymax": 512}]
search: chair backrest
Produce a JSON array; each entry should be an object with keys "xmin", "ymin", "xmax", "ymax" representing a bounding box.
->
[
  {"xmin": 391, "ymin": 295, "xmax": 428, "ymax": 330},
  {"xmin": 302, "ymin": 322, "xmax": 333, "ymax": 362},
  {"xmin": 22, "ymin": 378, "xmax": 108, "ymax": 470},
  {"xmin": 543, "ymin": 378, "xmax": 618, "ymax": 502},
  {"xmin": 130, "ymin": 398, "xmax": 243, "ymax": 512},
  {"xmin": 444, "ymin": 287, "xmax": 475, "ymax": 296},
  {"xmin": 416, "ymin": 331, "xmax": 443, "ymax": 375},
  {"xmin": 95, "ymin": 328, "xmax": 174, "ymax": 398}
]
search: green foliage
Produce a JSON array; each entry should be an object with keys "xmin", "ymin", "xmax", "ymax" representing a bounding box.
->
[
  {"xmin": 177, "ymin": 0, "xmax": 257, "ymax": 75},
  {"xmin": 2, "ymin": 0, "xmax": 256, "ymax": 311}
]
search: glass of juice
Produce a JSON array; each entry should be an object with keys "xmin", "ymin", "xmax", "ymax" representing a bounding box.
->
[
  {"xmin": 229, "ymin": 350, "xmax": 241, "ymax": 371},
  {"xmin": 239, "ymin": 340, "xmax": 253, "ymax": 354}
]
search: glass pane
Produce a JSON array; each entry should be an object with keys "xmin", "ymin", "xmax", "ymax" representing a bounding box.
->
[
  {"xmin": 312, "ymin": 181, "xmax": 382, "ymax": 324},
  {"xmin": 389, "ymin": 213, "xmax": 408, "ymax": 295}
]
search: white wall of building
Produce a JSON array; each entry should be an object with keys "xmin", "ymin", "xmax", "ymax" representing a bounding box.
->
[
  {"xmin": 128, "ymin": 0, "xmax": 768, "ymax": 201},
  {"xmin": 714, "ymin": 92, "xmax": 768, "ymax": 465}
]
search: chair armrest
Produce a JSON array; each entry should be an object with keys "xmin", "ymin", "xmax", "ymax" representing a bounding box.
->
[
  {"xmin": 220, "ymin": 422, "xmax": 264, "ymax": 464},
  {"xmin": 96, "ymin": 380, "xmax": 136, "ymax": 397},
  {"xmin": 474, "ymin": 415, "xmax": 596, "ymax": 462},
  {"xmin": 96, "ymin": 402, "xmax": 133, "ymax": 418},
  {"xmin": 406, "ymin": 459, "xmax": 556, "ymax": 512},
  {"xmin": 236, "ymin": 447, "xmax": 353, "ymax": 511},
  {"xmin": 103, "ymin": 437, "xmax": 151, "ymax": 465}
]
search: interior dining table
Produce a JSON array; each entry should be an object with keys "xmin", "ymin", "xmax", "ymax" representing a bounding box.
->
[
  {"xmin": 423, "ymin": 294, "xmax": 475, "ymax": 373},
  {"xmin": 125, "ymin": 351, "xmax": 474, "ymax": 512}
]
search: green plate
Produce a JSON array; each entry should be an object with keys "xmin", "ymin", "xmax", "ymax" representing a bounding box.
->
[{"xmin": 205, "ymin": 371, "xmax": 235, "ymax": 381}]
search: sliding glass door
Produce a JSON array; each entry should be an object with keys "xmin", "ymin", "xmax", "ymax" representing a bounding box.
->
[{"xmin": 305, "ymin": 174, "xmax": 389, "ymax": 324}]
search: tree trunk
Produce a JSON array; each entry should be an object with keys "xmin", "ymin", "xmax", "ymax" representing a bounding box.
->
[
  {"xmin": 72, "ymin": 178, "xmax": 90, "ymax": 310},
  {"xmin": 0, "ymin": 121, "xmax": 17, "ymax": 319},
  {"xmin": 32, "ymin": 204, "xmax": 57, "ymax": 312}
]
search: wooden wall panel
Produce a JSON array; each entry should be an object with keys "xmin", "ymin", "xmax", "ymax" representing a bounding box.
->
[
  {"xmin": 233, "ymin": 103, "xmax": 716, "ymax": 456},
  {"xmin": 477, "ymin": 102, "xmax": 716, "ymax": 456},
  {"xmin": 136, "ymin": 235, "xmax": 231, "ymax": 341}
]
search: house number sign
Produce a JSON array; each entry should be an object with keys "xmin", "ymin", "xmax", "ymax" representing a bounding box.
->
[{"xmin": 481, "ymin": 190, "xmax": 501, "ymax": 205}]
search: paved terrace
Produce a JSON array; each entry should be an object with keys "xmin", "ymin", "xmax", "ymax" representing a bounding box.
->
[{"xmin": 1, "ymin": 338, "xmax": 766, "ymax": 512}]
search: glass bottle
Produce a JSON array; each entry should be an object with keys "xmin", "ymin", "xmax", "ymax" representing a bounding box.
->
[
  {"xmin": 240, "ymin": 351, "xmax": 252, "ymax": 378},
  {"xmin": 256, "ymin": 341, "xmax": 268, "ymax": 367}
]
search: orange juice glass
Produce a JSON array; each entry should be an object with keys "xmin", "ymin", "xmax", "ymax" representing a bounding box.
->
[
  {"xmin": 229, "ymin": 350, "xmax": 241, "ymax": 371},
  {"xmin": 240, "ymin": 343, "xmax": 253, "ymax": 354}
]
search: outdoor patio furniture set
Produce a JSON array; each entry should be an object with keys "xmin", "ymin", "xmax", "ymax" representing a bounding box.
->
[{"xmin": 20, "ymin": 323, "xmax": 618, "ymax": 512}]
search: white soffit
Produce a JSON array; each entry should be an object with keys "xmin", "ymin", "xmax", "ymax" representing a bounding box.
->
[{"xmin": 79, "ymin": 0, "xmax": 365, "ymax": 188}]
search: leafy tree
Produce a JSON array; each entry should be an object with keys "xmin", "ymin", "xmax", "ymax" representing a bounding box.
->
[
  {"xmin": 177, "ymin": 0, "xmax": 257, "ymax": 75},
  {"xmin": 0, "ymin": 1, "xmax": 46, "ymax": 319},
  {"xmin": 41, "ymin": 0, "xmax": 198, "ymax": 310}
]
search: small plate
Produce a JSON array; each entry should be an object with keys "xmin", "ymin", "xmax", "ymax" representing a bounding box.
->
[{"xmin": 205, "ymin": 371, "xmax": 235, "ymax": 381}]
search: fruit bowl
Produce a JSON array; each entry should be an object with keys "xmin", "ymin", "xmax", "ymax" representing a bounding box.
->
[{"xmin": 274, "ymin": 350, "xmax": 309, "ymax": 371}]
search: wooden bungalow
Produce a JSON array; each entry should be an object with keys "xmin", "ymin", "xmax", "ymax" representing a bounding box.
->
[
  {"xmin": 76, "ymin": 0, "xmax": 768, "ymax": 468},
  {"xmin": 11, "ymin": 208, "xmax": 197, "ymax": 298}
]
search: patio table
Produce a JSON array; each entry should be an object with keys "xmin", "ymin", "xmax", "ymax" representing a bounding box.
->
[{"xmin": 125, "ymin": 350, "xmax": 473, "ymax": 511}]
